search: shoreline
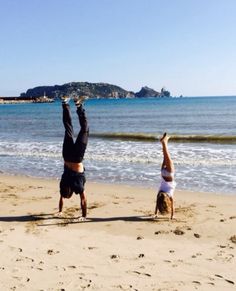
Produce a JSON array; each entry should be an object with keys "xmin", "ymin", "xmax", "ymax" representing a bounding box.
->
[
  {"xmin": 0, "ymin": 172, "xmax": 235, "ymax": 197},
  {"xmin": 0, "ymin": 174, "xmax": 236, "ymax": 290}
]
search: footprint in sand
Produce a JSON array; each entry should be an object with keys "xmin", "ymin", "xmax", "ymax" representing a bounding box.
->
[
  {"xmin": 87, "ymin": 246, "xmax": 97, "ymax": 250},
  {"xmin": 229, "ymin": 235, "xmax": 236, "ymax": 244},
  {"xmin": 137, "ymin": 236, "xmax": 144, "ymax": 240},
  {"xmin": 110, "ymin": 254, "xmax": 119, "ymax": 259},
  {"xmin": 67, "ymin": 265, "xmax": 76, "ymax": 269},
  {"xmin": 129, "ymin": 270, "xmax": 151, "ymax": 277},
  {"xmin": 215, "ymin": 274, "xmax": 235, "ymax": 285},
  {"xmin": 173, "ymin": 228, "xmax": 185, "ymax": 235},
  {"xmin": 154, "ymin": 230, "xmax": 169, "ymax": 235},
  {"xmin": 88, "ymin": 202, "xmax": 105, "ymax": 209},
  {"xmin": 207, "ymin": 282, "xmax": 215, "ymax": 286},
  {"xmin": 47, "ymin": 249, "xmax": 60, "ymax": 255},
  {"xmin": 192, "ymin": 281, "xmax": 201, "ymax": 285},
  {"xmin": 218, "ymin": 245, "xmax": 227, "ymax": 248}
]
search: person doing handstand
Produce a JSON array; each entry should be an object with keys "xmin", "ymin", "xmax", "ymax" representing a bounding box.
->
[
  {"xmin": 58, "ymin": 95, "xmax": 89, "ymax": 220},
  {"xmin": 154, "ymin": 133, "xmax": 176, "ymax": 219}
]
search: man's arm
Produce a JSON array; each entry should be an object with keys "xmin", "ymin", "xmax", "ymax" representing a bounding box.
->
[
  {"xmin": 59, "ymin": 196, "xmax": 63, "ymax": 213},
  {"xmin": 80, "ymin": 192, "xmax": 87, "ymax": 218}
]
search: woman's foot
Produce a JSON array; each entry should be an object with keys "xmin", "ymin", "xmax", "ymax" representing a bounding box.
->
[{"xmin": 160, "ymin": 132, "xmax": 170, "ymax": 142}]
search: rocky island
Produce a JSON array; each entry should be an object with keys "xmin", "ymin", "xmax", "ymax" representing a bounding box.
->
[
  {"xmin": 20, "ymin": 82, "xmax": 171, "ymax": 99},
  {"xmin": 0, "ymin": 82, "xmax": 172, "ymax": 103}
]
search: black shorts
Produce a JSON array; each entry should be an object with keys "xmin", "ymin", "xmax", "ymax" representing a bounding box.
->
[{"xmin": 60, "ymin": 166, "xmax": 86, "ymax": 196}]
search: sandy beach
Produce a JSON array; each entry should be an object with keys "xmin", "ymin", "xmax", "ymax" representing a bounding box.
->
[{"xmin": 0, "ymin": 174, "xmax": 235, "ymax": 291}]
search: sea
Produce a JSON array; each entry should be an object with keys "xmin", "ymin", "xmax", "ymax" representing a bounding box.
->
[{"xmin": 0, "ymin": 96, "xmax": 236, "ymax": 195}]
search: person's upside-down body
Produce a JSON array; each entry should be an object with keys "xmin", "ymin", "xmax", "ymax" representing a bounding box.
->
[
  {"xmin": 155, "ymin": 133, "xmax": 176, "ymax": 219},
  {"xmin": 59, "ymin": 95, "xmax": 89, "ymax": 220}
]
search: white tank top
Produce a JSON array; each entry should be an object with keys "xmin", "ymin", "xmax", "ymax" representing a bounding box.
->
[{"xmin": 158, "ymin": 177, "xmax": 176, "ymax": 197}]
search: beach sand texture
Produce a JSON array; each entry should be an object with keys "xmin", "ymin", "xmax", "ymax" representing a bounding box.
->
[{"xmin": 0, "ymin": 174, "xmax": 236, "ymax": 290}]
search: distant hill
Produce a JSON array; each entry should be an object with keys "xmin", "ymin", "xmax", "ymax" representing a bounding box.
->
[{"xmin": 20, "ymin": 82, "xmax": 171, "ymax": 99}]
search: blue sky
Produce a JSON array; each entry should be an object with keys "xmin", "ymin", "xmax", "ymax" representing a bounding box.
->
[{"xmin": 0, "ymin": 0, "xmax": 236, "ymax": 96}]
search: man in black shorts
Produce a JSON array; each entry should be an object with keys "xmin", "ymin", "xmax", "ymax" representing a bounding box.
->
[{"xmin": 58, "ymin": 94, "xmax": 89, "ymax": 221}]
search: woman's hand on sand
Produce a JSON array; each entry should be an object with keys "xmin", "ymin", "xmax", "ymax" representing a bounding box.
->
[{"xmin": 54, "ymin": 212, "xmax": 63, "ymax": 218}]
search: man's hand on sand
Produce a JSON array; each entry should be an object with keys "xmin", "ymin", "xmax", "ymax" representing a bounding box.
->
[{"xmin": 78, "ymin": 216, "xmax": 87, "ymax": 222}]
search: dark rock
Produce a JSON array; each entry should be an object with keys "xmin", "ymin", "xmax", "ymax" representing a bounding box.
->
[{"xmin": 135, "ymin": 86, "xmax": 160, "ymax": 98}]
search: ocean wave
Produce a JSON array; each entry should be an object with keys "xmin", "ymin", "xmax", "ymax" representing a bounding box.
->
[
  {"xmin": 0, "ymin": 141, "xmax": 61, "ymax": 159},
  {"xmin": 1, "ymin": 150, "xmax": 235, "ymax": 166},
  {"xmin": 0, "ymin": 151, "xmax": 61, "ymax": 159},
  {"xmin": 86, "ymin": 153, "xmax": 236, "ymax": 166},
  {"xmin": 1, "ymin": 139, "xmax": 236, "ymax": 166},
  {"xmin": 90, "ymin": 133, "xmax": 236, "ymax": 144}
]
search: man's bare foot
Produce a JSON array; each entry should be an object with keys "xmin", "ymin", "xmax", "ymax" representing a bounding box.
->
[
  {"xmin": 160, "ymin": 132, "xmax": 170, "ymax": 143},
  {"xmin": 61, "ymin": 96, "xmax": 70, "ymax": 104},
  {"xmin": 74, "ymin": 95, "xmax": 89, "ymax": 107}
]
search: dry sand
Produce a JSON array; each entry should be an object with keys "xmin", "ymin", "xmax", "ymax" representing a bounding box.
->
[{"xmin": 0, "ymin": 174, "xmax": 236, "ymax": 291}]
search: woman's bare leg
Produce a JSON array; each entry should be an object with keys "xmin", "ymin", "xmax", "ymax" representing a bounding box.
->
[{"xmin": 160, "ymin": 133, "xmax": 174, "ymax": 174}]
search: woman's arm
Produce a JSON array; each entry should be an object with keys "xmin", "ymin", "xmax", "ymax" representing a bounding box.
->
[
  {"xmin": 170, "ymin": 197, "xmax": 174, "ymax": 219},
  {"xmin": 154, "ymin": 193, "xmax": 159, "ymax": 216}
]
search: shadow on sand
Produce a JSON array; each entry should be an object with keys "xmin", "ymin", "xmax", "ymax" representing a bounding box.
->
[
  {"xmin": 0, "ymin": 214, "xmax": 171, "ymax": 227},
  {"xmin": 0, "ymin": 213, "xmax": 56, "ymax": 222}
]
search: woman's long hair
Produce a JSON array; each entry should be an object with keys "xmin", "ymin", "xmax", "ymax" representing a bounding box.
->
[{"xmin": 156, "ymin": 191, "xmax": 171, "ymax": 214}]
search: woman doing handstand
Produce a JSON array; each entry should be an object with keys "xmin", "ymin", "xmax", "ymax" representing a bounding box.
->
[{"xmin": 154, "ymin": 133, "xmax": 176, "ymax": 219}]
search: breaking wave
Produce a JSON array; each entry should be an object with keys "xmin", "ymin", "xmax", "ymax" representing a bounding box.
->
[{"xmin": 90, "ymin": 133, "xmax": 236, "ymax": 144}]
